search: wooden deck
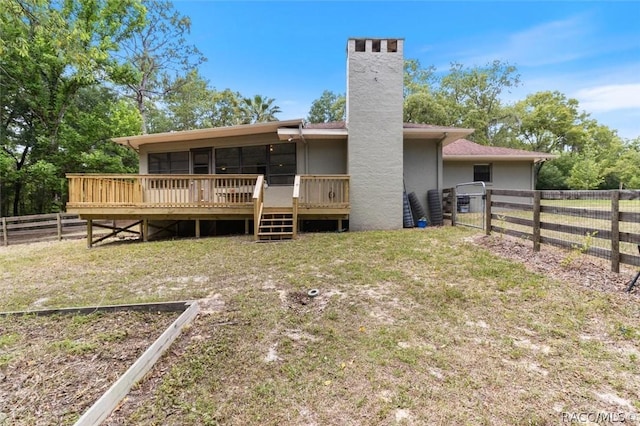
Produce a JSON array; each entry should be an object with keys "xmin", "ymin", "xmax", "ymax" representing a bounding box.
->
[{"xmin": 66, "ymin": 174, "xmax": 350, "ymax": 244}]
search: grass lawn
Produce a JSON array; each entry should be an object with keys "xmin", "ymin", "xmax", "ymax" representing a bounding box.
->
[{"xmin": 1, "ymin": 227, "xmax": 640, "ymax": 425}]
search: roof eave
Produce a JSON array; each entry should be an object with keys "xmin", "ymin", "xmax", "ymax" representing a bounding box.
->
[
  {"xmin": 113, "ymin": 119, "xmax": 305, "ymax": 149},
  {"xmin": 403, "ymin": 128, "xmax": 475, "ymax": 142},
  {"xmin": 277, "ymin": 128, "xmax": 349, "ymax": 141},
  {"xmin": 443, "ymin": 154, "xmax": 557, "ymax": 162}
]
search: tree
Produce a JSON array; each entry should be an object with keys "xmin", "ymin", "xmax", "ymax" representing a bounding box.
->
[
  {"xmin": 164, "ymin": 70, "xmax": 212, "ymax": 131},
  {"xmin": 307, "ymin": 90, "xmax": 345, "ymax": 123},
  {"xmin": 512, "ymin": 91, "xmax": 586, "ymax": 153},
  {"xmin": 614, "ymin": 138, "xmax": 640, "ymax": 189},
  {"xmin": 239, "ymin": 95, "xmax": 281, "ymax": 124},
  {"xmin": 0, "ymin": 0, "xmax": 145, "ymax": 215},
  {"xmin": 119, "ymin": 0, "xmax": 206, "ymax": 134},
  {"xmin": 400, "ymin": 59, "xmax": 520, "ymax": 145},
  {"xmin": 208, "ymin": 89, "xmax": 243, "ymax": 127},
  {"xmin": 163, "ymin": 71, "xmax": 246, "ymax": 129},
  {"xmin": 438, "ymin": 61, "xmax": 520, "ymax": 145},
  {"xmin": 567, "ymin": 150, "xmax": 604, "ymax": 189},
  {"xmin": 403, "ymin": 59, "xmax": 436, "ymax": 97}
]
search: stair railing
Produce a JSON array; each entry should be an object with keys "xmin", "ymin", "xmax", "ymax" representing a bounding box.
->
[
  {"xmin": 252, "ymin": 175, "xmax": 265, "ymax": 241},
  {"xmin": 292, "ymin": 175, "xmax": 301, "ymax": 238}
]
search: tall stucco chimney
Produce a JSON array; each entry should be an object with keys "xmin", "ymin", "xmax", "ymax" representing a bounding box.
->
[{"xmin": 346, "ymin": 38, "xmax": 404, "ymax": 230}]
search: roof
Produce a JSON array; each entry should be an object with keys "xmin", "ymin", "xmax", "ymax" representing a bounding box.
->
[
  {"xmin": 112, "ymin": 119, "xmax": 475, "ymax": 149},
  {"xmin": 443, "ymin": 139, "xmax": 556, "ymax": 162},
  {"xmin": 277, "ymin": 121, "xmax": 474, "ymax": 144},
  {"xmin": 112, "ymin": 119, "xmax": 304, "ymax": 149}
]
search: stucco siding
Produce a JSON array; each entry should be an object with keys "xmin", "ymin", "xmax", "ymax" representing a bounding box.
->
[
  {"xmin": 403, "ymin": 139, "xmax": 439, "ymax": 215},
  {"xmin": 347, "ymin": 39, "xmax": 404, "ymax": 230},
  {"xmin": 305, "ymin": 139, "xmax": 347, "ymax": 174},
  {"xmin": 443, "ymin": 161, "xmax": 534, "ymax": 190}
]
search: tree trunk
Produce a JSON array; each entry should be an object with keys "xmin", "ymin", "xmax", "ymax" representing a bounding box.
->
[{"xmin": 12, "ymin": 180, "xmax": 22, "ymax": 217}]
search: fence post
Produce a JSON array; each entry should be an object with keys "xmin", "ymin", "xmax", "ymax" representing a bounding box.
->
[
  {"xmin": 87, "ymin": 219, "xmax": 93, "ymax": 249},
  {"xmin": 533, "ymin": 191, "xmax": 541, "ymax": 252},
  {"xmin": 57, "ymin": 213, "xmax": 63, "ymax": 241},
  {"xmin": 1, "ymin": 217, "xmax": 7, "ymax": 246},
  {"xmin": 484, "ymin": 189, "xmax": 492, "ymax": 235},
  {"xmin": 611, "ymin": 190, "xmax": 620, "ymax": 273},
  {"xmin": 450, "ymin": 187, "xmax": 457, "ymax": 226}
]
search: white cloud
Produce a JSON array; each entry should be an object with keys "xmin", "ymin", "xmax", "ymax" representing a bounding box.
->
[
  {"xmin": 448, "ymin": 15, "xmax": 593, "ymax": 67},
  {"xmin": 575, "ymin": 84, "xmax": 640, "ymax": 113}
]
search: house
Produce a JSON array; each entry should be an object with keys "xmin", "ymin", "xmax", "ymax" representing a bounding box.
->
[
  {"xmin": 443, "ymin": 138, "xmax": 555, "ymax": 191},
  {"xmin": 67, "ymin": 38, "xmax": 477, "ymax": 245},
  {"xmin": 66, "ymin": 38, "xmax": 549, "ymax": 244}
]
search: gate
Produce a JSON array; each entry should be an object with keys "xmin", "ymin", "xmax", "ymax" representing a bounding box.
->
[{"xmin": 454, "ymin": 181, "xmax": 486, "ymax": 230}]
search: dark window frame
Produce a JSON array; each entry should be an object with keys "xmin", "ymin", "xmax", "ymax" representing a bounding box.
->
[
  {"xmin": 148, "ymin": 151, "xmax": 190, "ymax": 174},
  {"xmin": 473, "ymin": 164, "xmax": 492, "ymax": 183},
  {"xmin": 215, "ymin": 144, "xmax": 296, "ymax": 185}
]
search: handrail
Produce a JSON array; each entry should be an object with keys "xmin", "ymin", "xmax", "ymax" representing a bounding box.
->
[
  {"xmin": 292, "ymin": 175, "xmax": 301, "ymax": 238},
  {"xmin": 253, "ymin": 175, "xmax": 265, "ymax": 240},
  {"xmin": 66, "ymin": 174, "xmax": 260, "ymax": 207},
  {"xmin": 298, "ymin": 175, "xmax": 350, "ymax": 208}
]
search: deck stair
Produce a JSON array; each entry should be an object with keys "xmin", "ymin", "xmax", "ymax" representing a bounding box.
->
[{"xmin": 257, "ymin": 207, "xmax": 295, "ymax": 241}]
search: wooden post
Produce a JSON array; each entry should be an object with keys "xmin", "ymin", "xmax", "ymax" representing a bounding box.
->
[
  {"xmin": 195, "ymin": 219, "xmax": 200, "ymax": 239},
  {"xmin": 143, "ymin": 219, "xmax": 149, "ymax": 242},
  {"xmin": 450, "ymin": 187, "xmax": 457, "ymax": 226},
  {"xmin": 57, "ymin": 213, "xmax": 63, "ymax": 241},
  {"xmin": 1, "ymin": 217, "xmax": 7, "ymax": 246},
  {"xmin": 484, "ymin": 189, "xmax": 492, "ymax": 235},
  {"xmin": 87, "ymin": 219, "xmax": 93, "ymax": 249},
  {"xmin": 611, "ymin": 190, "xmax": 620, "ymax": 273},
  {"xmin": 532, "ymin": 191, "xmax": 541, "ymax": 252},
  {"xmin": 244, "ymin": 218, "xmax": 249, "ymax": 235}
]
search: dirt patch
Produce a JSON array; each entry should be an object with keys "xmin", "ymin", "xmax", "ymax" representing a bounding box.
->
[
  {"xmin": 471, "ymin": 234, "xmax": 634, "ymax": 294},
  {"xmin": 0, "ymin": 310, "xmax": 179, "ymax": 425}
]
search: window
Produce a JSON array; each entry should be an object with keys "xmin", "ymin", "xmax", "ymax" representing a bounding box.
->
[
  {"xmin": 192, "ymin": 149, "xmax": 211, "ymax": 174},
  {"xmin": 148, "ymin": 152, "xmax": 189, "ymax": 174},
  {"xmin": 215, "ymin": 144, "xmax": 296, "ymax": 185},
  {"xmin": 473, "ymin": 164, "xmax": 492, "ymax": 182}
]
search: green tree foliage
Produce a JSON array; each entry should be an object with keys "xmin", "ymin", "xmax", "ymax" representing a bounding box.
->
[
  {"xmin": 512, "ymin": 91, "xmax": 587, "ymax": 153},
  {"xmin": 403, "ymin": 59, "xmax": 436, "ymax": 97},
  {"xmin": 118, "ymin": 0, "xmax": 206, "ymax": 134},
  {"xmin": 439, "ymin": 61, "xmax": 520, "ymax": 145},
  {"xmin": 614, "ymin": 139, "xmax": 640, "ymax": 189},
  {"xmin": 566, "ymin": 149, "xmax": 605, "ymax": 190},
  {"xmin": 0, "ymin": 0, "xmax": 145, "ymax": 216},
  {"xmin": 239, "ymin": 95, "xmax": 281, "ymax": 124},
  {"xmin": 307, "ymin": 90, "xmax": 345, "ymax": 123},
  {"xmin": 162, "ymin": 70, "xmax": 245, "ymax": 130},
  {"xmin": 402, "ymin": 60, "xmax": 520, "ymax": 145}
]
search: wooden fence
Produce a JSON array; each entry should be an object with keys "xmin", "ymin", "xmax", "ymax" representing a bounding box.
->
[
  {"xmin": 470, "ymin": 189, "xmax": 640, "ymax": 272},
  {"xmin": 0, "ymin": 213, "xmax": 114, "ymax": 246}
]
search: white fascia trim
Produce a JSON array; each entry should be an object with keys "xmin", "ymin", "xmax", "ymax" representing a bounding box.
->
[
  {"xmin": 277, "ymin": 128, "xmax": 349, "ymax": 141},
  {"xmin": 444, "ymin": 155, "xmax": 556, "ymax": 162},
  {"xmin": 114, "ymin": 119, "xmax": 304, "ymax": 149},
  {"xmin": 403, "ymin": 128, "xmax": 475, "ymax": 142}
]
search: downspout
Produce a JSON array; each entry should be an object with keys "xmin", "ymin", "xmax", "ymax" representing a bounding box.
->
[
  {"xmin": 299, "ymin": 122, "xmax": 308, "ymax": 174},
  {"xmin": 436, "ymin": 132, "xmax": 448, "ymax": 191}
]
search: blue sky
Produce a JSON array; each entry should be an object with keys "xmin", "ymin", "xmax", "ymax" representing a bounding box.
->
[{"xmin": 174, "ymin": 1, "xmax": 640, "ymax": 140}]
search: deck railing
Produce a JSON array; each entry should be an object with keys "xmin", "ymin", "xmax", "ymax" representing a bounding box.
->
[
  {"xmin": 298, "ymin": 175, "xmax": 350, "ymax": 208},
  {"xmin": 67, "ymin": 174, "xmax": 260, "ymax": 208},
  {"xmin": 253, "ymin": 175, "xmax": 265, "ymax": 238}
]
